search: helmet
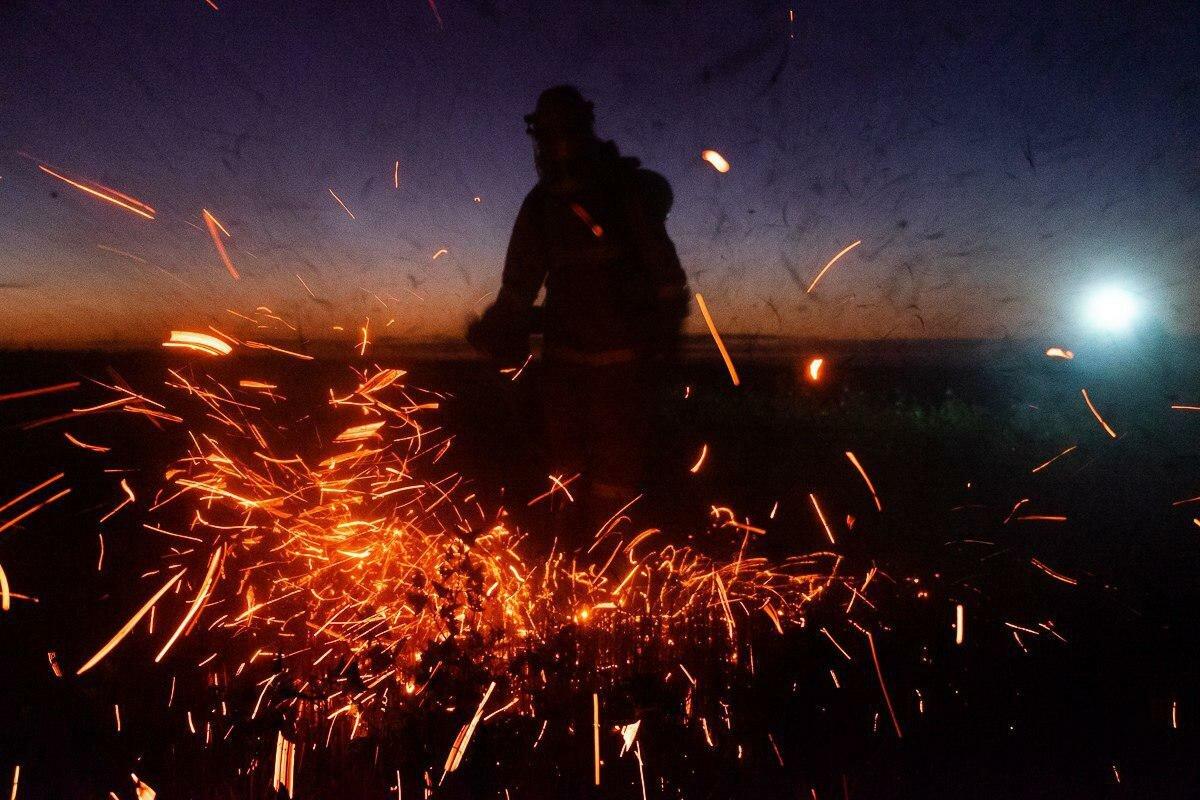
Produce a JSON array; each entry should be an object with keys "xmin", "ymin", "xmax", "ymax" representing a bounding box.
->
[{"xmin": 524, "ymin": 85, "xmax": 595, "ymax": 142}]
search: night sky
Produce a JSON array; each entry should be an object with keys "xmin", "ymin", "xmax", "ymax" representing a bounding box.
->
[{"xmin": 1, "ymin": 1, "xmax": 1197, "ymax": 346}]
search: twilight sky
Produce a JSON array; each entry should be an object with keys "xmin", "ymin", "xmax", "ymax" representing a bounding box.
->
[{"xmin": 1, "ymin": 0, "xmax": 1197, "ymax": 346}]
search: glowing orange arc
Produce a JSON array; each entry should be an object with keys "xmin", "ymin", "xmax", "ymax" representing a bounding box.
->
[{"xmin": 806, "ymin": 240, "xmax": 862, "ymax": 293}]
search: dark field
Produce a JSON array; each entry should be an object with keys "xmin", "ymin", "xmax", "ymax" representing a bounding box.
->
[{"xmin": 2, "ymin": 338, "xmax": 1200, "ymax": 798}]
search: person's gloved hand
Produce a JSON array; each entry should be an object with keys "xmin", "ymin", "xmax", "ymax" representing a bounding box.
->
[{"xmin": 466, "ymin": 303, "xmax": 532, "ymax": 364}]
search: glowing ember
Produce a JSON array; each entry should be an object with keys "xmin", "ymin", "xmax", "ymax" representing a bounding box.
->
[
  {"xmin": 162, "ymin": 330, "xmax": 233, "ymax": 356},
  {"xmin": 700, "ymin": 149, "xmax": 730, "ymax": 173},
  {"xmin": 806, "ymin": 357, "xmax": 825, "ymax": 382}
]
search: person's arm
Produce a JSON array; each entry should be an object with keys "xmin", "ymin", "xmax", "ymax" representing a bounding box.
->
[
  {"xmin": 467, "ymin": 191, "xmax": 547, "ymax": 360},
  {"xmin": 496, "ymin": 190, "xmax": 549, "ymax": 311}
]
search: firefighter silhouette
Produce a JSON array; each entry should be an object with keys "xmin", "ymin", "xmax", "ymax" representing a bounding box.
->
[{"xmin": 469, "ymin": 85, "xmax": 689, "ymax": 540}]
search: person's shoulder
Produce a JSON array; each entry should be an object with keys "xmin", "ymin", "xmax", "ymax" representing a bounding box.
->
[
  {"xmin": 519, "ymin": 184, "xmax": 549, "ymax": 212},
  {"xmin": 630, "ymin": 167, "xmax": 673, "ymax": 221}
]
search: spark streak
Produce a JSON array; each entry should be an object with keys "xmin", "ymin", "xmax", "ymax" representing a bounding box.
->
[
  {"xmin": 154, "ymin": 546, "xmax": 223, "ymax": 662},
  {"xmin": 202, "ymin": 209, "xmax": 240, "ymax": 280},
  {"xmin": 1030, "ymin": 557, "xmax": 1078, "ymax": 586},
  {"xmin": 328, "ymin": 188, "xmax": 356, "ymax": 219},
  {"xmin": 806, "ymin": 240, "xmax": 862, "ymax": 294},
  {"xmin": 76, "ymin": 570, "xmax": 186, "ymax": 675},
  {"xmin": 695, "ymin": 292, "xmax": 740, "ymax": 386},
  {"xmin": 163, "ymin": 331, "xmax": 233, "ymax": 356},
  {"xmin": 865, "ymin": 630, "xmax": 903, "ymax": 738},
  {"xmin": 64, "ymin": 432, "xmax": 111, "ymax": 452},
  {"xmin": 37, "ymin": 164, "xmax": 156, "ymax": 220},
  {"xmin": 0, "ymin": 381, "xmax": 80, "ymax": 403},
  {"xmin": 443, "ymin": 681, "xmax": 495, "ymax": 778},
  {"xmin": 0, "ymin": 562, "xmax": 10, "ymax": 612},
  {"xmin": 808, "ymin": 493, "xmax": 836, "ymax": 544},
  {"xmin": 1031, "ymin": 444, "xmax": 1077, "ymax": 473},
  {"xmin": 844, "ymin": 451, "xmax": 882, "ymax": 511},
  {"xmin": 1081, "ymin": 388, "xmax": 1117, "ymax": 438}
]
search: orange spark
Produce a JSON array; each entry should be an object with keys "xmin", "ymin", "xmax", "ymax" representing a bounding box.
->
[
  {"xmin": 297, "ymin": 273, "xmax": 318, "ymax": 298},
  {"xmin": 443, "ymin": 681, "xmax": 495, "ymax": 778},
  {"xmin": 844, "ymin": 451, "xmax": 882, "ymax": 511},
  {"xmin": 865, "ymin": 630, "xmax": 903, "ymax": 738},
  {"xmin": 0, "ymin": 473, "xmax": 65, "ymax": 518},
  {"xmin": 819, "ymin": 626, "xmax": 852, "ymax": 661},
  {"xmin": 64, "ymin": 432, "xmax": 110, "ymax": 453},
  {"xmin": 0, "ymin": 487, "xmax": 71, "ymax": 537},
  {"xmin": 808, "ymin": 493, "xmax": 836, "ymax": 544},
  {"xmin": 689, "ymin": 444, "xmax": 708, "ymax": 474},
  {"xmin": 695, "ymin": 292, "xmax": 740, "ymax": 386},
  {"xmin": 806, "ymin": 239, "xmax": 862, "ymax": 293},
  {"xmin": 393, "ymin": 160, "xmax": 400, "ymax": 188},
  {"xmin": 0, "ymin": 381, "xmax": 79, "ymax": 403},
  {"xmin": 272, "ymin": 734, "xmax": 295, "ymax": 798},
  {"xmin": 335, "ymin": 421, "xmax": 386, "ymax": 442},
  {"xmin": 76, "ymin": 569, "xmax": 186, "ymax": 675},
  {"xmin": 1031, "ymin": 444, "xmax": 1077, "ymax": 473},
  {"xmin": 241, "ymin": 341, "xmax": 313, "ymax": 360},
  {"xmin": 162, "ymin": 330, "xmax": 232, "ymax": 356},
  {"xmin": 1045, "ymin": 346, "xmax": 1074, "ymax": 360},
  {"xmin": 955, "ymin": 603, "xmax": 964, "ymax": 645},
  {"xmin": 328, "ymin": 188, "xmax": 356, "ymax": 219},
  {"xmin": 1081, "ymin": 388, "xmax": 1118, "ymax": 438},
  {"xmin": 547, "ymin": 474, "xmax": 576, "ymax": 502},
  {"xmin": 700, "ymin": 150, "xmax": 730, "ymax": 173},
  {"xmin": 0, "ymin": 562, "xmax": 10, "ymax": 612},
  {"xmin": 358, "ymin": 318, "xmax": 370, "ymax": 356},
  {"xmin": 806, "ymin": 357, "xmax": 824, "ymax": 382},
  {"xmin": 202, "ymin": 209, "xmax": 239, "ymax": 279},
  {"xmin": 155, "ymin": 546, "xmax": 223, "ymax": 662},
  {"xmin": 37, "ymin": 164, "xmax": 156, "ymax": 220},
  {"xmin": 1030, "ymin": 557, "xmax": 1078, "ymax": 586}
]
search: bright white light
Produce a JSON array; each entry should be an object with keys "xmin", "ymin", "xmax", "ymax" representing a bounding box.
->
[{"xmin": 1085, "ymin": 286, "xmax": 1141, "ymax": 332}]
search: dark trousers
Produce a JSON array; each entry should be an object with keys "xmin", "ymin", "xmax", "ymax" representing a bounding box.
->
[{"xmin": 541, "ymin": 358, "xmax": 650, "ymax": 542}]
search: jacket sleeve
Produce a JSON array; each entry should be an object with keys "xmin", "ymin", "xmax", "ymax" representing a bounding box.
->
[{"xmin": 495, "ymin": 190, "xmax": 549, "ymax": 311}]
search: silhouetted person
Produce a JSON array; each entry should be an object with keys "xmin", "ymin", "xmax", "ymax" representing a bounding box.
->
[{"xmin": 469, "ymin": 85, "xmax": 689, "ymax": 541}]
